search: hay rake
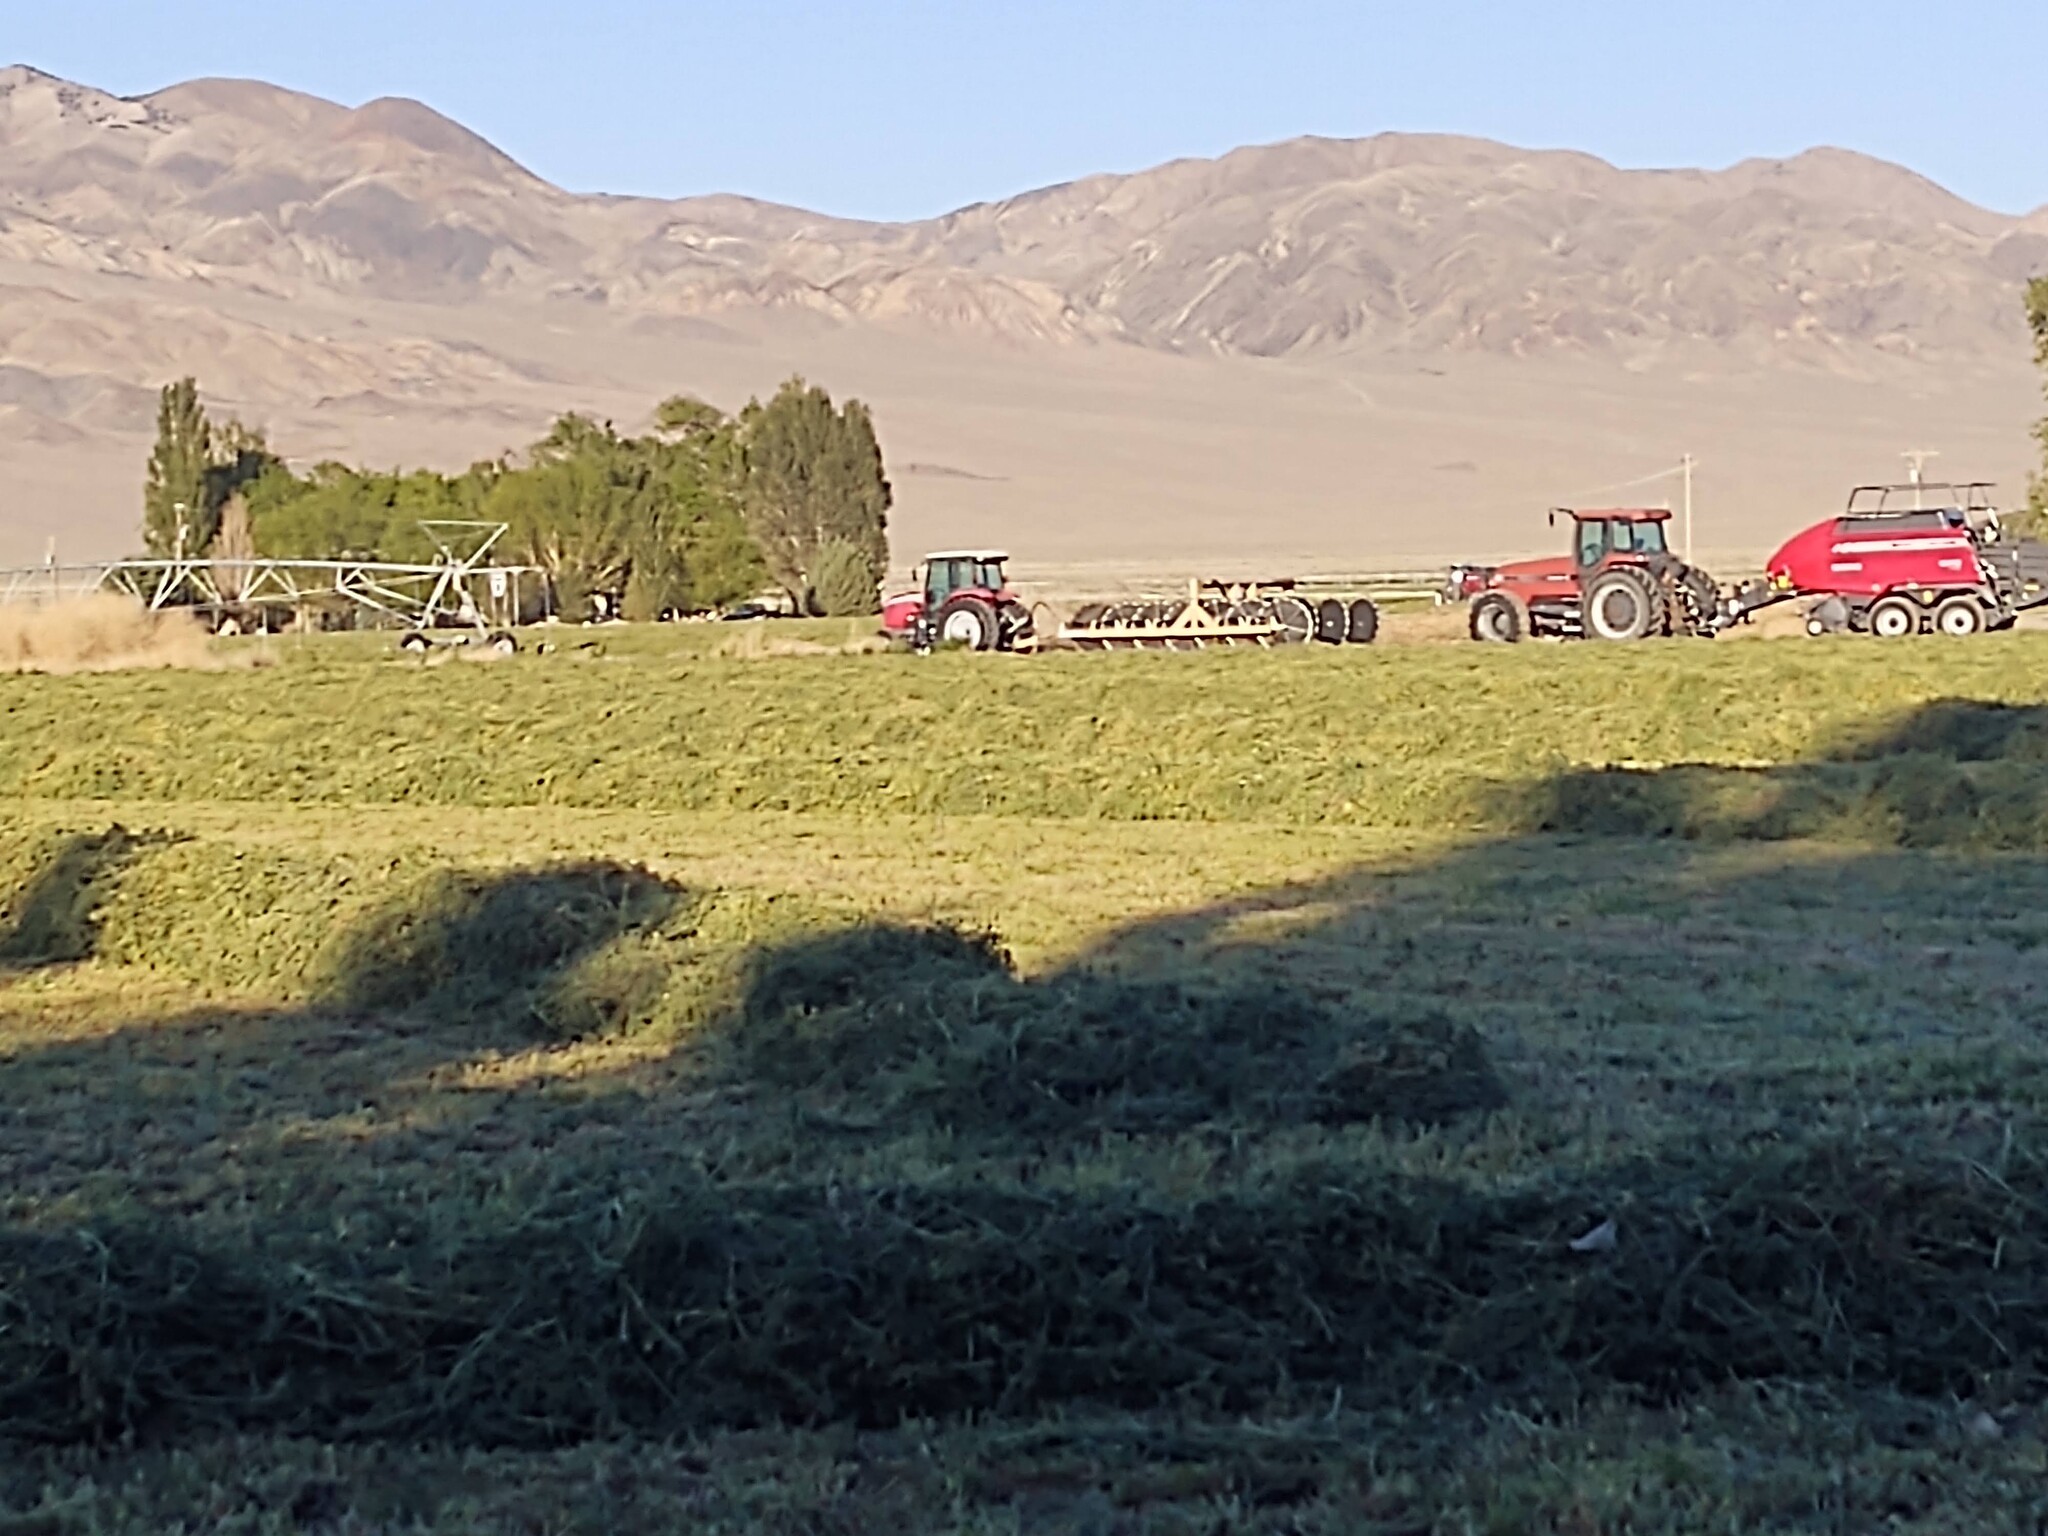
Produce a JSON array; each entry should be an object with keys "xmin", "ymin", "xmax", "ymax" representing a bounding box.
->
[{"xmin": 1058, "ymin": 579, "xmax": 1379, "ymax": 651}]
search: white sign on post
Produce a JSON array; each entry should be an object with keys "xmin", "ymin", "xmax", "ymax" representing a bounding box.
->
[{"xmin": 488, "ymin": 569, "xmax": 508, "ymax": 600}]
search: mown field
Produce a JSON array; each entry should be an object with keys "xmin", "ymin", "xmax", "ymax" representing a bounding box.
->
[{"xmin": 7, "ymin": 625, "xmax": 2048, "ymax": 1532}]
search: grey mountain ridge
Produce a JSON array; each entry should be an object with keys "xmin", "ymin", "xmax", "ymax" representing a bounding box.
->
[{"xmin": 5, "ymin": 63, "xmax": 2045, "ymax": 361}]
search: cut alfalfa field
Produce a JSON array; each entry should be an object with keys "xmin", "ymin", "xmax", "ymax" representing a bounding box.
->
[
  {"xmin": 9, "ymin": 631, "xmax": 2048, "ymax": 833},
  {"xmin": 8, "ymin": 630, "xmax": 2048, "ymax": 1529}
]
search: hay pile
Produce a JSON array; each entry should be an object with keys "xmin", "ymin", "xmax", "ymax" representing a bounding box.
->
[
  {"xmin": 0, "ymin": 596, "xmax": 218, "ymax": 675},
  {"xmin": 2, "ymin": 1131, "xmax": 2042, "ymax": 1448},
  {"xmin": 731, "ymin": 924, "xmax": 1505, "ymax": 1134}
]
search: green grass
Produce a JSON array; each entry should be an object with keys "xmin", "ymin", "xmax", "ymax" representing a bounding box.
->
[{"xmin": 8, "ymin": 630, "xmax": 2048, "ymax": 1529}]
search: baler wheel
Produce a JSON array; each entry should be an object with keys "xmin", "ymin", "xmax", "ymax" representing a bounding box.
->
[
  {"xmin": 1933, "ymin": 597, "xmax": 1986, "ymax": 637},
  {"xmin": 1868, "ymin": 595, "xmax": 1921, "ymax": 639},
  {"xmin": 1469, "ymin": 593, "xmax": 1525, "ymax": 643}
]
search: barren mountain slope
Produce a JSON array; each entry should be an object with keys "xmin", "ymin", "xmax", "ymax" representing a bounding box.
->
[{"xmin": 0, "ymin": 63, "xmax": 2042, "ymax": 570}]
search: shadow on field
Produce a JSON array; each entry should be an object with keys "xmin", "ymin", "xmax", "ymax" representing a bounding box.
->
[
  {"xmin": 4, "ymin": 699, "xmax": 2048, "ymax": 1453},
  {"xmin": 0, "ymin": 827, "xmax": 158, "ymax": 970},
  {"xmin": 1495, "ymin": 698, "xmax": 2048, "ymax": 847}
]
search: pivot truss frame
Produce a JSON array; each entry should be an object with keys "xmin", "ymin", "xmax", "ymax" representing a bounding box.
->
[{"xmin": 0, "ymin": 522, "xmax": 543, "ymax": 632}]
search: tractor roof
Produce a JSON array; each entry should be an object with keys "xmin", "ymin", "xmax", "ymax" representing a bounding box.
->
[
  {"xmin": 925, "ymin": 549, "xmax": 1009, "ymax": 561},
  {"xmin": 1550, "ymin": 507, "xmax": 1671, "ymax": 523}
]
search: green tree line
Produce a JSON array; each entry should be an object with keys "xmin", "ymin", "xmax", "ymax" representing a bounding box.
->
[{"xmin": 140, "ymin": 377, "xmax": 894, "ymax": 618}]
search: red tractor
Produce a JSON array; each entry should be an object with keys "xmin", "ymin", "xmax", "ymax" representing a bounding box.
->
[
  {"xmin": 880, "ymin": 550, "xmax": 1036, "ymax": 652},
  {"xmin": 1754, "ymin": 482, "xmax": 2048, "ymax": 636},
  {"xmin": 1450, "ymin": 507, "xmax": 1721, "ymax": 642}
]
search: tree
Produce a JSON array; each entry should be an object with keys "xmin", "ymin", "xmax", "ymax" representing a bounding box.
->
[
  {"xmin": 489, "ymin": 417, "xmax": 663, "ymax": 619},
  {"xmin": 206, "ymin": 418, "xmax": 282, "ymax": 537},
  {"xmin": 212, "ymin": 493, "xmax": 258, "ymax": 601},
  {"xmin": 2026, "ymin": 278, "xmax": 2048, "ymax": 534},
  {"xmin": 811, "ymin": 538, "xmax": 880, "ymax": 616},
  {"xmin": 737, "ymin": 377, "xmax": 891, "ymax": 612},
  {"xmin": 142, "ymin": 378, "xmax": 214, "ymax": 557}
]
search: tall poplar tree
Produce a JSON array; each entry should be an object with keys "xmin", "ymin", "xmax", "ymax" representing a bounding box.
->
[
  {"xmin": 738, "ymin": 377, "xmax": 891, "ymax": 613},
  {"xmin": 142, "ymin": 378, "xmax": 215, "ymax": 557}
]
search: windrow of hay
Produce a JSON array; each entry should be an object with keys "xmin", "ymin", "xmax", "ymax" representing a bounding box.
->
[
  {"xmin": 0, "ymin": 824, "xmax": 820, "ymax": 1031},
  {"xmin": 3, "ymin": 1130, "xmax": 2043, "ymax": 1448},
  {"xmin": 8, "ymin": 639, "xmax": 2048, "ymax": 835},
  {"xmin": 0, "ymin": 596, "xmax": 221, "ymax": 675}
]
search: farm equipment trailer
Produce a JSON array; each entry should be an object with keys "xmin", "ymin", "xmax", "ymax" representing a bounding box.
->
[
  {"xmin": 882, "ymin": 553, "xmax": 1387, "ymax": 652},
  {"xmin": 1749, "ymin": 482, "xmax": 2048, "ymax": 637},
  {"xmin": 1058, "ymin": 579, "xmax": 1380, "ymax": 650},
  {"xmin": 1451, "ymin": 484, "xmax": 2048, "ymax": 642}
]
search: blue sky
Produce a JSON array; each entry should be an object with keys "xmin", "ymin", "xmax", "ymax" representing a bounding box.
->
[{"xmin": 11, "ymin": 0, "xmax": 2048, "ymax": 219}]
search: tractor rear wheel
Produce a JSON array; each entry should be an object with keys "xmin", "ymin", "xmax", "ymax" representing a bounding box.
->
[
  {"xmin": 1868, "ymin": 595, "xmax": 1921, "ymax": 639},
  {"xmin": 997, "ymin": 599, "xmax": 1036, "ymax": 651},
  {"xmin": 1933, "ymin": 596, "xmax": 1985, "ymax": 637},
  {"xmin": 935, "ymin": 594, "xmax": 1000, "ymax": 651},
  {"xmin": 1347, "ymin": 598, "xmax": 1380, "ymax": 644},
  {"xmin": 1469, "ymin": 592, "xmax": 1525, "ymax": 642},
  {"xmin": 1583, "ymin": 569, "xmax": 1663, "ymax": 641},
  {"xmin": 1664, "ymin": 564, "xmax": 1718, "ymax": 637}
]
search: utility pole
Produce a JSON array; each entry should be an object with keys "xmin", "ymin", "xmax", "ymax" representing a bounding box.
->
[
  {"xmin": 1904, "ymin": 450, "xmax": 1938, "ymax": 508},
  {"xmin": 1681, "ymin": 454, "xmax": 1695, "ymax": 564}
]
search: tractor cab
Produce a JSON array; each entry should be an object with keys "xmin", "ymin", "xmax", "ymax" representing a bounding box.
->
[
  {"xmin": 922, "ymin": 552, "xmax": 1010, "ymax": 608},
  {"xmin": 1460, "ymin": 506, "xmax": 1715, "ymax": 643},
  {"xmin": 1556, "ymin": 507, "xmax": 1672, "ymax": 571}
]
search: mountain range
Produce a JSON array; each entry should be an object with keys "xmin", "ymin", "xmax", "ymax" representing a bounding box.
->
[{"xmin": 2, "ymin": 62, "xmax": 2043, "ymax": 573}]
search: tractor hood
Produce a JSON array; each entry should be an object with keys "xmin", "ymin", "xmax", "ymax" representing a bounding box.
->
[{"xmin": 1454, "ymin": 554, "xmax": 1577, "ymax": 597}]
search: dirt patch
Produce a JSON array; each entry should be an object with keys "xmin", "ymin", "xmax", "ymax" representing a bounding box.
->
[{"xmin": 0, "ymin": 596, "xmax": 224, "ymax": 674}]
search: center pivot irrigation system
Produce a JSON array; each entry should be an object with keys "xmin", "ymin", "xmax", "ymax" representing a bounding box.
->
[{"xmin": 0, "ymin": 522, "xmax": 539, "ymax": 651}]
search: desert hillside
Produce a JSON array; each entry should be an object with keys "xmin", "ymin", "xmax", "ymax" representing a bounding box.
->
[{"xmin": 2, "ymin": 63, "xmax": 2043, "ymax": 576}]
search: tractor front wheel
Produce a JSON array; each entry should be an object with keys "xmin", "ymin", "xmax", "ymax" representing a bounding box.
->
[
  {"xmin": 1868, "ymin": 595, "xmax": 1921, "ymax": 639},
  {"xmin": 1583, "ymin": 569, "xmax": 1662, "ymax": 641},
  {"xmin": 1469, "ymin": 592, "xmax": 1525, "ymax": 642},
  {"xmin": 935, "ymin": 594, "xmax": 1000, "ymax": 651}
]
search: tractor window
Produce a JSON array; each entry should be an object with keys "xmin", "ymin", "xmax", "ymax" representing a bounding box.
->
[
  {"xmin": 926, "ymin": 560, "xmax": 968, "ymax": 603},
  {"xmin": 1611, "ymin": 521, "xmax": 1668, "ymax": 556},
  {"xmin": 1575, "ymin": 521, "xmax": 1608, "ymax": 567},
  {"xmin": 975, "ymin": 561, "xmax": 1005, "ymax": 591}
]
